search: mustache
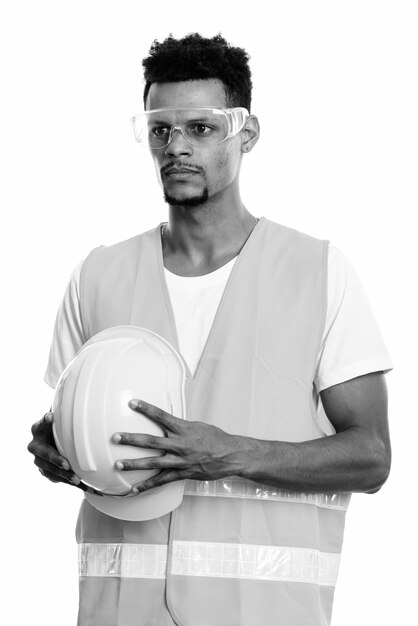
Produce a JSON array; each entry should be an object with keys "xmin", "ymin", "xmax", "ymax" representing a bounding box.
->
[{"xmin": 161, "ymin": 162, "xmax": 204, "ymax": 176}]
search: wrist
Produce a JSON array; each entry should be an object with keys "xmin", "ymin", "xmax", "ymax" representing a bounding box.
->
[{"xmin": 226, "ymin": 434, "xmax": 266, "ymax": 479}]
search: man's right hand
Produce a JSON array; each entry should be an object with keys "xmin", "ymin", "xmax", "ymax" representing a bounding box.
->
[{"xmin": 27, "ymin": 412, "xmax": 101, "ymax": 495}]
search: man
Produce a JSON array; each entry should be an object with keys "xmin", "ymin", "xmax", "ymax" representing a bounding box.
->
[{"xmin": 28, "ymin": 33, "xmax": 393, "ymax": 625}]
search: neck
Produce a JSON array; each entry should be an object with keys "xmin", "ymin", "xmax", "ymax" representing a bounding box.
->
[
  {"xmin": 163, "ymin": 207, "xmax": 257, "ymax": 268},
  {"xmin": 162, "ymin": 182, "xmax": 258, "ymax": 265}
]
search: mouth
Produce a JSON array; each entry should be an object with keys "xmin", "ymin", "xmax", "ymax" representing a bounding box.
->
[
  {"xmin": 166, "ymin": 172, "xmax": 198, "ymax": 181},
  {"xmin": 163, "ymin": 166, "xmax": 201, "ymax": 179}
]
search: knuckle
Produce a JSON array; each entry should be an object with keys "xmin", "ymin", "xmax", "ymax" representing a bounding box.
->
[
  {"xmin": 181, "ymin": 421, "xmax": 191, "ymax": 433},
  {"xmin": 163, "ymin": 471, "xmax": 177, "ymax": 483},
  {"xmin": 30, "ymin": 421, "xmax": 40, "ymax": 436},
  {"xmin": 31, "ymin": 414, "xmax": 53, "ymax": 438}
]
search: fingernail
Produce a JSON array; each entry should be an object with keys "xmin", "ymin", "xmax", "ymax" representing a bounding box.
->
[
  {"xmin": 61, "ymin": 460, "xmax": 70, "ymax": 470},
  {"xmin": 71, "ymin": 475, "xmax": 81, "ymax": 485},
  {"xmin": 131, "ymin": 486, "xmax": 139, "ymax": 494},
  {"xmin": 112, "ymin": 433, "xmax": 122, "ymax": 443},
  {"xmin": 128, "ymin": 399, "xmax": 139, "ymax": 409},
  {"xmin": 115, "ymin": 461, "xmax": 124, "ymax": 470}
]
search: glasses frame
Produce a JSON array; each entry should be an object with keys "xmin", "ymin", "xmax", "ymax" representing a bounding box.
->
[{"xmin": 130, "ymin": 106, "xmax": 250, "ymax": 149}]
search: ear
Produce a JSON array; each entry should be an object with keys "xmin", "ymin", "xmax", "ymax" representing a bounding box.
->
[{"xmin": 241, "ymin": 115, "xmax": 260, "ymax": 154}]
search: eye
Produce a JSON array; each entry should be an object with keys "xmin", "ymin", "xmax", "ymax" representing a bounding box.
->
[
  {"xmin": 189, "ymin": 123, "xmax": 213, "ymax": 135},
  {"xmin": 150, "ymin": 126, "xmax": 170, "ymax": 137}
]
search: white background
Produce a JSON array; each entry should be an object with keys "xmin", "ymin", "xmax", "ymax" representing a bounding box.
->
[{"xmin": 2, "ymin": 1, "xmax": 417, "ymax": 624}]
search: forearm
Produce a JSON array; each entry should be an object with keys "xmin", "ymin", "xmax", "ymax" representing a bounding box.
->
[
  {"xmin": 229, "ymin": 427, "xmax": 390, "ymax": 494},
  {"xmin": 116, "ymin": 383, "xmax": 391, "ymax": 495}
]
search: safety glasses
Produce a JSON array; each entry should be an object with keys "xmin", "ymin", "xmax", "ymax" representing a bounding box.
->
[{"xmin": 131, "ymin": 107, "xmax": 249, "ymax": 149}]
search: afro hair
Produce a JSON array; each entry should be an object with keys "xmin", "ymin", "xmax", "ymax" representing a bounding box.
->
[{"xmin": 142, "ymin": 33, "xmax": 252, "ymax": 112}]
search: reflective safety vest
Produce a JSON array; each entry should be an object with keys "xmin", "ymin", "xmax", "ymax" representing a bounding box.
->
[{"xmin": 76, "ymin": 216, "xmax": 351, "ymax": 626}]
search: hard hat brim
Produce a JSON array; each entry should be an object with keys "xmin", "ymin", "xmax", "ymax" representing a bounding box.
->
[{"xmin": 85, "ymin": 479, "xmax": 185, "ymax": 521}]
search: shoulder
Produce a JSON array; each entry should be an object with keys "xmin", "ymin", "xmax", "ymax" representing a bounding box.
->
[
  {"xmin": 263, "ymin": 218, "xmax": 327, "ymax": 246},
  {"xmin": 79, "ymin": 225, "xmax": 161, "ymax": 285},
  {"xmin": 262, "ymin": 219, "xmax": 328, "ymax": 271},
  {"xmin": 86, "ymin": 225, "xmax": 160, "ymax": 264},
  {"xmin": 328, "ymin": 243, "xmax": 352, "ymax": 272},
  {"xmin": 327, "ymin": 244, "xmax": 370, "ymax": 303}
]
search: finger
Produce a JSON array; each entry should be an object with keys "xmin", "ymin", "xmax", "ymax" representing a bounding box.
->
[
  {"xmin": 131, "ymin": 469, "xmax": 186, "ymax": 494},
  {"xmin": 112, "ymin": 432, "xmax": 166, "ymax": 448},
  {"xmin": 40, "ymin": 468, "xmax": 67, "ymax": 484},
  {"xmin": 128, "ymin": 399, "xmax": 183, "ymax": 433},
  {"xmin": 31, "ymin": 412, "xmax": 54, "ymax": 437},
  {"xmin": 34, "ymin": 456, "xmax": 80, "ymax": 485},
  {"xmin": 28, "ymin": 413, "xmax": 68, "ymax": 467},
  {"xmin": 112, "ymin": 432, "xmax": 181, "ymax": 453},
  {"xmin": 38, "ymin": 467, "xmax": 102, "ymax": 496},
  {"xmin": 28, "ymin": 439, "xmax": 71, "ymax": 471},
  {"xmin": 114, "ymin": 453, "xmax": 183, "ymax": 472}
]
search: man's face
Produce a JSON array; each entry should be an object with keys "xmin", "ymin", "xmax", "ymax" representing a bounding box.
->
[{"xmin": 145, "ymin": 79, "xmax": 244, "ymax": 207}]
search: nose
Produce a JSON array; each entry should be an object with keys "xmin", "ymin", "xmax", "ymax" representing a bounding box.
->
[{"xmin": 164, "ymin": 126, "xmax": 193, "ymax": 157}]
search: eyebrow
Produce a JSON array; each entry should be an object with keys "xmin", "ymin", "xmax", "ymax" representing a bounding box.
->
[
  {"xmin": 186, "ymin": 116, "xmax": 214, "ymax": 123},
  {"xmin": 148, "ymin": 115, "xmax": 215, "ymax": 125}
]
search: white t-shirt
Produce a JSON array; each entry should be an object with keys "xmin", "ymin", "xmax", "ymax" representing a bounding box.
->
[{"xmin": 44, "ymin": 243, "xmax": 393, "ymax": 392}]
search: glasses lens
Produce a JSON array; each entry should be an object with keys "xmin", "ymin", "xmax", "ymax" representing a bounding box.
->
[{"xmin": 139, "ymin": 109, "xmax": 230, "ymax": 149}]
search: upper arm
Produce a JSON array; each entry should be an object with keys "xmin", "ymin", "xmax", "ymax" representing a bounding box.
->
[
  {"xmin": 315, "ymin": 246, "xmax": 393, "ymax": 392},
  {"xmin": 44, "ymin": 258, "xmax": 86, "ymax": 389},
  {"xmin": 320, "ymin": 371, "xmax": 391, "ymax": 470}
]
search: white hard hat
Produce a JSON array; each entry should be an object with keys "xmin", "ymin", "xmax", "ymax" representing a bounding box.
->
[{"xmin": 52, "ymin": 325, "xmax": 189, "ymax": 521}]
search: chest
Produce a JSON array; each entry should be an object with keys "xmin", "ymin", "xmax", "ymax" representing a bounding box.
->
[{"xmin": 80, "ymin": 219, "xmax": 329, "ymax": 440}]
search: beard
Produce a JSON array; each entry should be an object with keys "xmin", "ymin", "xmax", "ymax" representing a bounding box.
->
[{"xmin": 163, "ymin": 186, "xmax": 209, "ymax": 207}]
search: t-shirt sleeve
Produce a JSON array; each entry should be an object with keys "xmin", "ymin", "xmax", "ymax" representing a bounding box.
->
[
  {"xmin": 44, "ymin": 258, "xmax": 86, "ymax": 389},
  {"xmin": 314, "ymin": 245, "xmax": 394, "ymax": 392}
]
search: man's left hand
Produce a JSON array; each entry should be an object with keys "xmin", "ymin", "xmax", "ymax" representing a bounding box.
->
[{"xmin": 112, "ymin": 399, "xmax": 245, "ymax": 493}]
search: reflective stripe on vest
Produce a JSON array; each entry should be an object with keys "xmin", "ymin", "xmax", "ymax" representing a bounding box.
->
[
  {"xmin": 79, "ymin": 541, "xmax": 340, "ymax": 587},
  {"xmin": 184, "ymin": 478, "xmax": 350, "ymax": 510}
]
